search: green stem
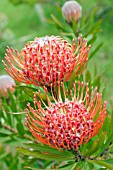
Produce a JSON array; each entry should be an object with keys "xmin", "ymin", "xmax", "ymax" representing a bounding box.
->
[
  {"xmin": 70, "ymin": 163, "xmax": 77, "ymax": 170},
  {"xmin": 2, "ymin": 123, "xmax": 37, "ymax": 143}
]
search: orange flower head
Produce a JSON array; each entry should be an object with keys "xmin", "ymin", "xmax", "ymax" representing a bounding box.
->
[
  {"xmin": 25, "ymin": 82, "xmax": 107, "ymax": 151},
  {"xmin": 3, "ymin": 35, "xmax": 90, "ymax": 87}
]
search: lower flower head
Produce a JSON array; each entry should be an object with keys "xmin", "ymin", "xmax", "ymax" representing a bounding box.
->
[
  {"xmin": 25, "ymin": 82, "xmax": 107, "ymax": 151},
  {"xmin": 3, "ymin": 35, "xmax": 90, "ymax": 87}
]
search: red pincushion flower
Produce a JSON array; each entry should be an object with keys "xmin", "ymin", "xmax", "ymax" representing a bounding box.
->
[
  {"xmin": 3, "ymin": 35, "xmax": 90, "ymax": 87},
  {"xmin": 25, "ymin": 82, "xmax": 107, "ymax": 151}
]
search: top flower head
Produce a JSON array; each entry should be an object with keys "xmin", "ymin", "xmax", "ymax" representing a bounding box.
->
[{"xmin": 3, "ymin": 35, "xmax": 90, "ymax": 87}]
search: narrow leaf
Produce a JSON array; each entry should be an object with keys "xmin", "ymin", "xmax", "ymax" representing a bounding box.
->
[
  {"xmin": 84, "ymin": 20, "xmax": 102, "ymax": 37},
  {"xmin": 58, "ymin": 163, "xmax": 76, "ymax": 170},
  {"xmin": 24, "ymin": 143, "xmax": 74, "ymax": 157},
  {"xmin": 16, "ymin": 147, "xmax": 74, "ymax": 161},
  {"xmin": 16, "ymin": 122, "xmax": 25, "ymax": 136},
  {"xmin": 85, "ymin": 70, "xmax": 91, "ymax": 85},
  {"xmin": 92, "ymin": 132, "xmax": 106, "ymax": 157},
  {"xmin": 87, "ymin": 159, "xmax": 113, "ymax": 170},
  {"xmin": 18, "ymin": 86, "xmax": 35, "ymax": 98},
  {"xmin": 83, "ymin": 140, "xmax": 98, "ymax": 156},
  {"xmin": 0, "ymin": 132, "xmax": 11, "ymax": 137},
  {"xmin": 92, "ymin": 75, "xmax": 101, "ymax": 90},
  {"xmin": 109, "ymin": 110, "xmax": 113, "ymax": 134},
  {"xmin": 96, "ymin": 132, "xmax": 106, "ymax": 150},
  {"xmin": 89, "ymin": 42, "xmax": 103, "ymax": 60},
  {"xmin": 51, "ymin": 14, "xmax": 65, "ymax": 31},
  {"xmin": 34, "ymin": 91, "xmax": 54, "ymax": 102},
  {"xmin": 104, "ymin": 159, "xmax": 113, "ymax": 165}
]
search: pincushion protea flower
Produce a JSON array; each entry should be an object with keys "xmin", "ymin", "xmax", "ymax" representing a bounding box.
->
[
  {"xmin": 3, "ymin": 35, "xmax": 90, "ymax": 87},
  {"xmin": 25, "ymin": 81, "xmax": 107, "ymax": 151}
]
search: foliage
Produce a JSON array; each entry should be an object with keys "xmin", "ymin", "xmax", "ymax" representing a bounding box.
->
[
  {"xmin": 0, "ymin": 13, "xmax": 15, "ymax": 73},
  {"xmin": 9, "ymin": 0, "xmax": 67, "ymax": 5}
]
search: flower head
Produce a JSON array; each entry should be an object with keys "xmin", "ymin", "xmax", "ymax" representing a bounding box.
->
[
  {"xmin": 0, "ymin": 75, "xmax": 15, "ymax": 98},
  {"xmin": 25, "ymin": 82, "xmax": 107, "ymax": 151},
  {"xmin": 62, "ymin": 1, "xmax": 82, "ymax": 23},
  {"xmin": 3, "ymin": 35, "xmax": 90, "ymax": 87}
]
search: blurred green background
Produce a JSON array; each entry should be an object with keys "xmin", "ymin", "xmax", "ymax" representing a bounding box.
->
[{"xmin": 0, "ymin": 0, "xmax": 113, "ymax": 101}]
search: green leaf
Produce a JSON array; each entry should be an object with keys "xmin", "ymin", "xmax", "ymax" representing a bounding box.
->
[
  {"xmin": 79, "ymin": 74, "xmax": 83, "ymax": 82},
  {"xmin": 102, "ymin": 114, "xmax": 110, "ymax": 132},
  {"xmin": 16, "ymin": 147, "xmax": 74, "ymax": 161},
  {"xmin": 80, "ymin": 142, "xmax": 88, "ymax": 155},
  {"xmin": 68, "ymin": 70, "xmax": 77, "ymax": 90},
  {"xmin": 92, "ymin": 75, "xmax": 101, "ymax": 90},
  {"xmin": 83, "ymin": 140, "xmax": 98, "ymax": 156},
  {"xmin": 87, "ymin": 159, "xmax": 113, "ymax": 170},
  {"xmin": 51, "ymin": 14, "xmax": 72, "ymax": 33},
  {"xmin": 109, "ymin": 110, "xmax": 113, "ymax": 135},
  {"xmin": 94, "ymin": 132, "xmax": 106, "ymax": 156},
  {"xmin": 7, "ymin": 90, "xmax": 17, "ymax": 112},
  {"xmin": 100, "ymin": 132, "xmax": 113, "ymax": 157},
  {"xmin": 87, "ymin": 35, "xmax": 97, "ymax": 46},
  {"xmin": 84, "ymin": 20, "xmax": 102, "ymax": 37},
  {"xmin": 16, "ymin": 121, "xmax": 25, "ymax": 137},
  {"xmin": 80, "ymin": 8, "xmax": 97, "ymax": 32},
  {"xmin": 99, "ymin": 114, "xmax": 113, "ymax": 155},
  {"xmin": 51, "ymin": 14, "xmax": 65, "ymax": 31},
  {"xmin": 24, "ymin": 143, "xmax": 74, "ymax": 157},
  {"xmin": 104, "ymin": 159, "xmax": 113, "ymax": 165},
  {"xmin": 16, "ymin": 85, "xmax": 36, "ymax": 98},
  {"xmin": 58, "ymin": 163, "xmax": 76, "ymax": 170},
  {"xmin": 34, "ymin": 91, "xmax": 54, "ymax": 102},
  {"xmin": 2, "ymin": 108, "xmax": 13, "ymax": 127},
  {"xmin": 97, "ymin": 132, "xmax": 106, "ymax": 150},
  {"xmin": 85, "ymin": 70, "xmax": 91, "ymax": 85},
  {"xmin": 89, "ymin": 42, "xmax": 103, "ymax": 60},
  {"xmin": 0, "ymin": 132, "xmax": 11, "ymax": 137},
  {"xmin": 17, "ymin": 85, "xmax": 54, "ymax": 102}
]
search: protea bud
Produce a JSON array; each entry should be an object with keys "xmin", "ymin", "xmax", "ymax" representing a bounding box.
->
[
  {"xmin": 62, "ymin": 0, "xmax": 82, "ymax": 23},
  {"xmin": 25, "ymin": 81, "xmax": 107, "ymax": 151},
  {"xmin": 0, "ymin": 75, "xmax": 15, "ymax": 98},
  {"xmin": 3, "ymin": 35, "xmax": 90, "ymax": 87}
]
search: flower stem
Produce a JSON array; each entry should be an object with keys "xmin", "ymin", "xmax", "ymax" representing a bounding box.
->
[
  {"xmin": 2, "ymin": 123, "xmax": 37, "ymax": 143},
  {"xmin": 70, "ymin": 163, "xmax": 77, "ymax": 170}
]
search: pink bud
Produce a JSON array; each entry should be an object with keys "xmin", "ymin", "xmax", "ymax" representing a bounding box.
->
[
  {"xmin": 0, "ymin": 75, "xmax": 15, "ymax": 98},
  {"xmin": 62, "ymin": 0, "xmax": 82, "ymax": 23}
]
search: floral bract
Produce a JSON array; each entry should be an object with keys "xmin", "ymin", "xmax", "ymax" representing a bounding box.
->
[
  {"xmin": 3, "ymin": 35, "xmax": 90, "ymax": 87},
  {"xmin": 25, "ymin": 82, "xmax": 107, "ymax": 151}
]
